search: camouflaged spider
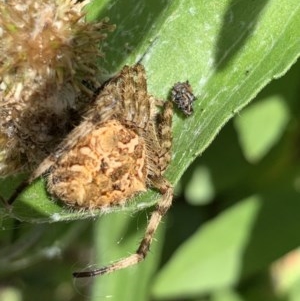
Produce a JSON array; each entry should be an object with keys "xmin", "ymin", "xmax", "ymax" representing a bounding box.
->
[{"xmin": 10, "ymin": 64, "xmax": 195, "ymax": 277}]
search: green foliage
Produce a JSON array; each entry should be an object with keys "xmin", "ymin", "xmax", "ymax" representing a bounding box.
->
[{"xmin": 1, "ymin": 0, "xmax": 300, "ymax": 300}]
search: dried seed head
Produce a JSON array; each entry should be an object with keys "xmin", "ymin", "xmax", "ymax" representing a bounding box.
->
[
  {"xmin": 0, "ymin": 0, "xmax": 113, "ymax": 90},
  {"xmin": 0, "ymin": 0, "xmax": 115, "ymax": 176}
]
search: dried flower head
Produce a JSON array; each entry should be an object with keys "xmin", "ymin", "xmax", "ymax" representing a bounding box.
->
[{"xmin": 0, "ymin": 0, "xmax": 115, "ymax": 176}]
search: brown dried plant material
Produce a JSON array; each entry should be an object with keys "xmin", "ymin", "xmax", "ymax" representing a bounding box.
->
[
  {"xmin": 0, "ymin": 0, "xmax": 115, "ymax": 176},
  {"xmin": 24, "ymin": 64, "xmax": 190, "ymax": 277}
]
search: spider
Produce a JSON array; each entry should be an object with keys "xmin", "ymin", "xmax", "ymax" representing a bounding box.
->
[
  {"xmin": 9, "ymin": 64, "xmax": 194, "ymax": 277},
  {"xmin": 171, "ymin": 81, "xmax": 196, "ymax": 116}
]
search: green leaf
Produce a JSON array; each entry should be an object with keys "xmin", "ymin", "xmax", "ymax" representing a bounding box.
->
[
  {"xmin": 184, "ymin": 165, "xmax": 215, "ymax": 205},
  {"xmin": 289, "ymin": 279, "xmax": 300, "ymax": 301},
  {"xmin": 152, "ymin": 195, "xmax": 262, "ymax": 298},
  {"xmin": 152, "ymin": 168, "xmax": 300, "ymax": 298},
  {"xmin": 211, "ymin": 289, "xmax": 245, "ymax": 301},
  {"xmin": 3, "ymin": 0, "xmax": 300, "ymax": 222},
  {"xmin": 8, "ymin": 178, "xmax": 161, "ymax": 223},
  {"xmin": 234, "ymin": 96, "xmax": 290, "ymax": 163}
]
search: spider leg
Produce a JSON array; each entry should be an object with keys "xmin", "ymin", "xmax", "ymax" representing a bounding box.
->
[
  {"xmin": 133, "ymin": 64, "xmax": 151, "ymax": 129},
  {"xmin": 5, "ymin": 179, "xmax": 29, "ymax": 205},
  {"xmin": 117, "ymin": 64, "xmax": 134, "ymax": 122},
  {"xmin": 73, "ymin": 178, "xmax": 173, "ymax": 278},
  {"xmin": 121, "ymin": 64, "xmax": 151, "ymax": 129},
  {"xmin": 158, "ymin": 100, "xmax": 173, "ymax": 172}
]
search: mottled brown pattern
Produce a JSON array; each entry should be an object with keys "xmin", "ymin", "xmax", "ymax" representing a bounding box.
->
[{"xmin": 47, "ymin": 120, "xmax": 147, "ymax": 208}]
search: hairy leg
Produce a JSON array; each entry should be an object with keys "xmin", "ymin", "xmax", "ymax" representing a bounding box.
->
[{"xmin": 73, "ymin": 178, "xmax": 173, "ymax": 277}]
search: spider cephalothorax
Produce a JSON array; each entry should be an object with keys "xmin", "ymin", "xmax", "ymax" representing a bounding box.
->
[{"xmin": 16, "ymin": 64, "xmax": 194, "ymax": 276}]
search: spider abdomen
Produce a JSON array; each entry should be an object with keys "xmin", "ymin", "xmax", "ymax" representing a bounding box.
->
[{"xmin": 47, "ymin": 120, "xmax": 147, "ymax": 208}]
